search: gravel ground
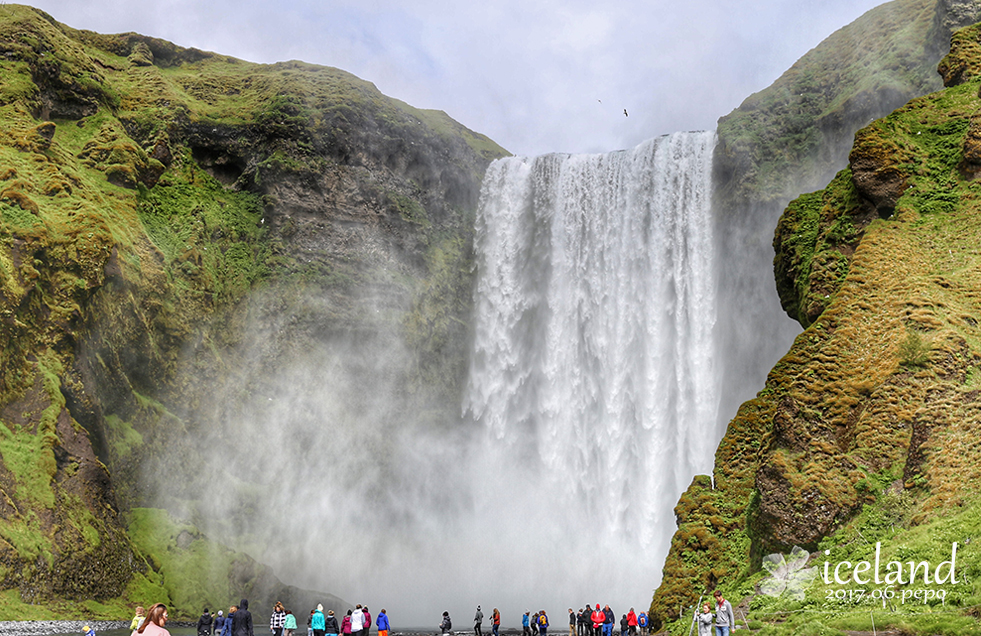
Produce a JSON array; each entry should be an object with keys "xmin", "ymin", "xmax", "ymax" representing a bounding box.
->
[{"xmin": 0, "ymin": 621, "xmax": 128, "ymax": 636}]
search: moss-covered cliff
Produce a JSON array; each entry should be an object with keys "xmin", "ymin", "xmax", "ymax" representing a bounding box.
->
[
  {"xmin": 0, "ymin": 4, "xmax": 505, "ymax": 619},
  {"xmin": 712, "ymin": 0, "xmax": 981, "ymax": 452},
  {"xmin": 651, "ymin": 14, "xmax": 981, "ymax": 636}
]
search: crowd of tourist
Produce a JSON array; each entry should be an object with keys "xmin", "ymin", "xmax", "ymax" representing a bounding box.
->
[{"xmin": 114, "ymin": 590, "xmax": 737, "ymax": 636}]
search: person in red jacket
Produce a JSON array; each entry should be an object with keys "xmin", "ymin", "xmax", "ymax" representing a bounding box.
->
[
  {"xmin": 590, "ymin": 606, "xmax": 604, "ymax": 636},
  {"xmin": 626, "ymin": 609, "xmax": 637, "ymax": 636}
]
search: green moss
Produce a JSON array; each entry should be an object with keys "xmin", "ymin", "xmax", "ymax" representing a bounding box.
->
[
  {"xmin": 0, "ymin": 422, "xmax": 57, "ymax": 509},
  {"xmin": 126, "ymin": 508, "xmax": 253, "ymax": 618},
  {"xmin": 0, "ymin": 510, "xmax": 53, "ymax": 564}
]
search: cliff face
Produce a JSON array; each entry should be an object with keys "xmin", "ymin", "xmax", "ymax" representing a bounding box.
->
[
  {"xmin": 712, "ymin": 0, "xmax": 981, "ymax": 453},
  {"xmin": 652, "ymin": 1, "xmax": 981, "ymax": 633},
  {"xmin": 0, "ymin": 4, "xmax": 505, "ymax": 618}
]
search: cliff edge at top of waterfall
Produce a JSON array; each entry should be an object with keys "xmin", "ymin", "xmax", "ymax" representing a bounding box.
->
[{"xmin": 0, "ymin": 3, "xmax": 504, "ymax": 620}]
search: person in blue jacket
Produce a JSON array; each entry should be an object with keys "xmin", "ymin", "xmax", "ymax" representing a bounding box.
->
[
  {"xmin": 376, "ymin": 609, "xmax": 390, "ymax": 636},
  {"xmin": 311, "ymin": 605, "xmax": 326, "ymax": 636}
]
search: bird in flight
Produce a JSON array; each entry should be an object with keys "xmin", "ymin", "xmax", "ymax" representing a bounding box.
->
[{"xmin": 623, "ymin": 109, "xmax": 628, "ymax": 117}]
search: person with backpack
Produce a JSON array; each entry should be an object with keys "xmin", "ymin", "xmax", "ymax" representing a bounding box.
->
[
  {"xmin": 537, "ymin": 610, "xmax": 548, "ymax": 636},
  {"xmin": 198, "ymin": 608, "xmax": 214, "ymax": 636},
  {"xmin": 440, "ymin": 611, "xmax": 452, "ymax": 635},
  {"xmin": 636, "ymin": 613, "xmax": 647, "ymax": 636}
]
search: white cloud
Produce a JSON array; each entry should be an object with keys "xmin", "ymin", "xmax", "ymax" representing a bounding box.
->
[{"xmin": 26, "ymin": 0, "xmax": 888, "ymax": 155}]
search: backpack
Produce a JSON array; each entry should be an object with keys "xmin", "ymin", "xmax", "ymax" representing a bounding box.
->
[{"xmin": 538, "ymin": 615, "xmax": 547, "ymax": 626}]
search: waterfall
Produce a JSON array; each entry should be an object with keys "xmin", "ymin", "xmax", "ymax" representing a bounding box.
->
[
  {"xmin": 466, "ymin": 130, "xmax": 719, "ymax": 563},
  {"xmin": 190, "ymin": 131, "xmax": 725, "ymax": 624}
]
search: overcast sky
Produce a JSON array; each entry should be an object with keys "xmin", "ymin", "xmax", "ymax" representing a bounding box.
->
[{"xmin": 26, "ymin": 0, "xmax": 889, "ymax": 155}]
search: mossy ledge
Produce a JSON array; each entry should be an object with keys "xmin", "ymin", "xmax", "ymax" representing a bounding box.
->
[{"xmin": 0, "ymin": 4, "xmax": 506, "ymax": 618}]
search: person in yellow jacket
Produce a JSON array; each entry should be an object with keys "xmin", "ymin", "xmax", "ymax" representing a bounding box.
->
[{"xmin": 130, "ymin": 607, "xmax": 146, "ymax": 634}]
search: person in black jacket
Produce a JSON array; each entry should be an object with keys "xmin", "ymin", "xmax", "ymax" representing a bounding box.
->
[
  {"xmin": 198, "ymin": 608, "xmax": 214, "ymax": 636},
  {"xmin": 325, "ymin": 609, "xmax": 340, "ymax": 635},
  {"xmin": 232, "ymin": 599, "xmax": 255, "ymax": 636}
]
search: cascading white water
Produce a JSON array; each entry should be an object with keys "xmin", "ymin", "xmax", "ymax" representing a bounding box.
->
[
  {"xmin": 184, "ymin": 130, "xmax": 726, "ymax": 626},
  {"xmin": 467, "ymin": 130, "xmax": 720, "ymax": 565}
]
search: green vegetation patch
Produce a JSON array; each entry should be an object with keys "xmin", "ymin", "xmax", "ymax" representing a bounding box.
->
[
  {"xmin": 136, "ymin": 173, "xmax": 269, "ymax": 304},
  {"xmin": 127, "ymin": 508, "xmax": 248, "ymax": 618}
]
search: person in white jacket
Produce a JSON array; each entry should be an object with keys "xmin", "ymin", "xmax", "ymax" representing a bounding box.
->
[
  {"xmin": 696, "ymin": 604, "xmax": 713, "ymax": 636},
  {"xmin": 351, "ymin": 606, "xmax": 365, "ymax": 636}
]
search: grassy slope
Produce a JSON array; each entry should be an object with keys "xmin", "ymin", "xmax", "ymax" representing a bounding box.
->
[
  {"xmin": 715, "ymin": 0, "xmax": 943, "ymax": 205},
  {"xmin": 651, "ymin": 23, "xmax": 981, "ymax": 636},
  {"xmin": 0, "ymin": 4, "xmax": 505, "ymax": 619}
]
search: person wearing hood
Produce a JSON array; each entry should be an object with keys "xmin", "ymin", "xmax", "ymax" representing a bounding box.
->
[
  {"xmin": 231, "ymin": 599, "xmax": 255, "ymax": 636},
  {"xmin": 311, "ymin": 605, "xmax": 326, "ymax": 636},
  {"xmin": 342, "ymin": 609, "xmax": 353, "ymax": 636},
  {"xmin": 198, "ymin": 608, "xmax": 214, "ymax": 636}
]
